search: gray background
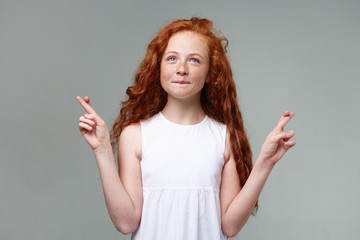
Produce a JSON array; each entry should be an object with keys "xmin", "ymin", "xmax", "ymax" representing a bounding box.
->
[{"xmin": 1, "ymin": 0, "xmax": 359, "ymax": 239}]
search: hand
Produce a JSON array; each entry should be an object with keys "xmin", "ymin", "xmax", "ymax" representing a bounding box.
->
[
  {"xmin": 258, "ymin": 111, "xmax": 296, "ymax": 167},
  {"xmin": 76, "ymin": 96, "xmax": 111, "ymax": 152}
]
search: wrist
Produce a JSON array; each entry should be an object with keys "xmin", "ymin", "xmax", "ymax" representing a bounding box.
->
[
  {"xmin": 254, "ymin": 156, "xmax": 275, "ymax": 173},
  {"xmin": 93, "ymin": 142, "xmax": 113, "ymax": 156}
]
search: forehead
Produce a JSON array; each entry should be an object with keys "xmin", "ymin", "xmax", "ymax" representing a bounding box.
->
[{"xmin": 165, "ymin": 31, "xmax": 209, "ymax": 55}]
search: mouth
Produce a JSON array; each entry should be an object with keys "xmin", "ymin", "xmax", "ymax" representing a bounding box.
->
[{"xmin": 173, "ymin": 80, "xmax": 190, "ymax": 84}]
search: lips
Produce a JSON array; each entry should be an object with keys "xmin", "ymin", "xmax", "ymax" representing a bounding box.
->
[{"xmin": 173, "ymin": 80, "xmax": 190, "ymax": 84}]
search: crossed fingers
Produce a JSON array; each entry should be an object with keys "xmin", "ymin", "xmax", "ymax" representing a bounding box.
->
[
  {"xmin": 76, "ymin": 96, "xmax": 96, "ymax": 114},
  {"xmin": 276, "ymin": 111, "xmax": 295, "ymax": 131},
  {"xmin": 275, "ymin": 111, "xmax": 296, "ymax": 148}
]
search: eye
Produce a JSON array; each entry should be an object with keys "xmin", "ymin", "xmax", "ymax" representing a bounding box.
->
[
  {"xmin": 167, "ymin": 56, "xmax": 177, "ymax": 61},
  {"xmin": 189, "ymin": 58, "xmax": 200, "ymax": 63}
]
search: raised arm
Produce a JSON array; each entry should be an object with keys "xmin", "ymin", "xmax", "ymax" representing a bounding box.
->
[
  {"xmin": 220, "ymin": 111, "xmax": 296, "ymax": 237},
  {"xmin": 76, "ymin": 96, "xmax": 142, "ymax": 234}
]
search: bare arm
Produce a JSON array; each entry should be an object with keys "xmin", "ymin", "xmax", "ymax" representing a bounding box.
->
[
  {"xmin": 77, "ymin": 96, "xmax": 142, "ymax": 234},
  {"xmin": 220, "ymin": 111, "xmax": 296, "ymax": 237}
]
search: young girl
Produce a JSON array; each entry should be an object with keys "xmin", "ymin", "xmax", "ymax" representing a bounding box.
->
[{"xmin": 77, "ymin": 17, "xmax": 295, "ymax": 239}]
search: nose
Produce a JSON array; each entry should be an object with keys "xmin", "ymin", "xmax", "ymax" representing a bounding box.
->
[{"xmin": 176, "ymin": 61, "xmax": 188, "ymax": 76}]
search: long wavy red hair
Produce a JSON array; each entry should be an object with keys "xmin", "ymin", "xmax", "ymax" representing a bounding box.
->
[{"xmin": 111, "ymin": 17, "xmax": 257, "ymax": 213}]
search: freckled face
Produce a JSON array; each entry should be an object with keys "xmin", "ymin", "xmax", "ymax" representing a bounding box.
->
[{"xmin": 160, "ymin": 31, "xmax": 210, "ymax": 102}]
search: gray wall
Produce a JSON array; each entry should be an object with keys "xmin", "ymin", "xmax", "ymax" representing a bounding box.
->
[{"xmin": 1, "ymin": 0, "xmax": 359, "ymax": 239}]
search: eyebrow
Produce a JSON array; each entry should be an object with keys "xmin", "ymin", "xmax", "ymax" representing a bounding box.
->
[{"xmin": 163, "ymin": 51, "xmax": 206, "ymax": 60}]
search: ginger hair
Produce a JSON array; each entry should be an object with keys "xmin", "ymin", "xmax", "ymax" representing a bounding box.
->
[{"xmin": 110, "ymin": 17, "xmax": 257, "ymax": 213}]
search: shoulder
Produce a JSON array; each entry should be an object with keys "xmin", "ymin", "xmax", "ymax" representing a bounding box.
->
[
  {"xmin": 120, "ymin": 123, "xmax": 141, "ymax": 144},
  {"xmin": 139, "ymin": 113, "xmax": 162, "ymax": 128},
  {"xmin": 207, "ymin": 116, "xmax": 226, "ymax": 129},
  {"xmin": 207, "ymin": 117, "xmax": 228, "ymax": 159},
  {"xmin": 206, "ymin": 117, "xmax": 227, "ymax": 141},
  {"xmin": 120, "ymin": 123, "xmax": 141, "ymax": 137},
  {"xmin": 119, "ymin": 123, "xmax": 142, "ymax": 160}
]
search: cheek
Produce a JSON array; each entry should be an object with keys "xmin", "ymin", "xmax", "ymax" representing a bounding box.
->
[
  {"xmin": 160, "ymin": 71, "xmax": 170, "ymax": 88},
  {"xmin": 193, "ymin": 68, "xmax": 209, "ymax": 83},
  {"xmin": 160, "ymin": 63, "xmax": 174, "ymax": 79},
  {"xmin": 159, "ymin": 66, "xmax": 172, "ymax": 90}
]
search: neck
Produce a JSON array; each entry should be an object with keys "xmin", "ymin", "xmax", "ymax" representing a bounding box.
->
[{"xmin": 161, "ymin": 96, "xmax": 205, "ymax": 125}]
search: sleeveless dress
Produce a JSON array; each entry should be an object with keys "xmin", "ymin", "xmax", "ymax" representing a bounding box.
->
[{"xmin": 131, "ymin": 112, "xmax": 228, "ymax": 240}]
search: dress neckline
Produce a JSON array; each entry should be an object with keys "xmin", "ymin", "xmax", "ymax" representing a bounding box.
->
[{"xmin": 159, "ymin": 111, "xmax": 208, "ymax": 127}]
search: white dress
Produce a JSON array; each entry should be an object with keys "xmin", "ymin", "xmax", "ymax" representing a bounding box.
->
[{"xmin": 131, "ymin": 112, "xmax": 228, "ymax": 240}]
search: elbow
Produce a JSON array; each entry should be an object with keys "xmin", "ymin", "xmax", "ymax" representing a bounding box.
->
[
  {"xmin": 113, "ymin": 217, "xmax": 140, "ymax": 235},
  {"xmin": 221, "ymin": 219, "xmax": 243, "ymax": 238},
  {"xmin": 114, "ymin": 222, "xmax": 138, "ymax": 235},
  {"xmin": 222, "ymin": 228, "xmax": 238, "ymax": 238},
  {"xmin": 112, "ymin": 208, "xmax": 142, "ymax": 235},
  {"xmin": 114, "ymin": 224, "xmax": 130, "ymax": 235}
]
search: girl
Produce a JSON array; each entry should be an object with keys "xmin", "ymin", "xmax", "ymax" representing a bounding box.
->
[{"xmin": 77, "ymin": 17, "xmax": 295, "ymax": 239}]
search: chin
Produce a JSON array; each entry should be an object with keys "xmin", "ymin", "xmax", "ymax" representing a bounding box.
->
[{"xmin": 168, "ymin": 92, "xmax": 201, "ymax": 101}]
